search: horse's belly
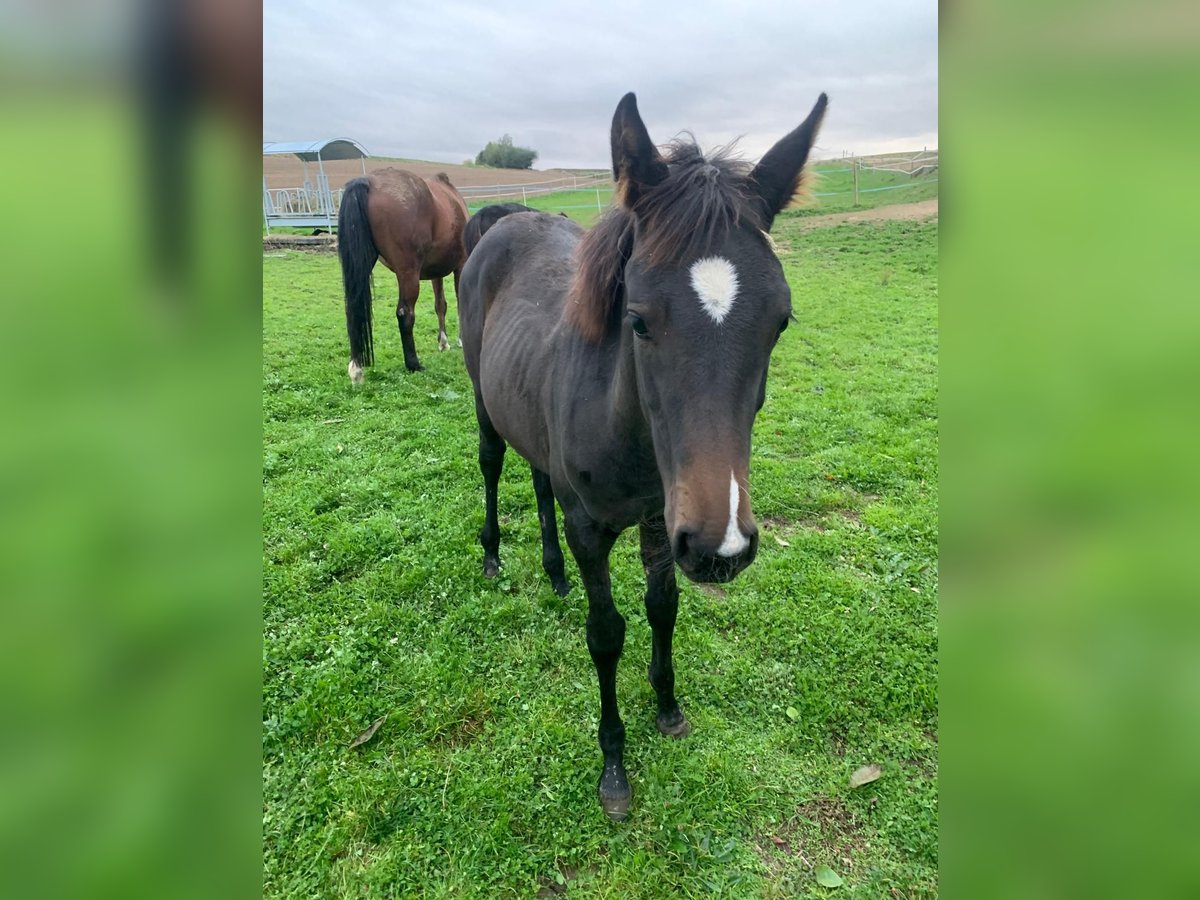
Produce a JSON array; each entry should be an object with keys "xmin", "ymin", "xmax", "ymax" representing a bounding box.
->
[{"xmin": 479, "ymin": 307, "xmax": 552, "ymax": 470}]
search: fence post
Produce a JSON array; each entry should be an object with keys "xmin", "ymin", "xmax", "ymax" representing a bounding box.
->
[
  {"xmin": 522, "ymin": 187, "xmax": 527, "ymax": 205},
  {"xmin": 852, "ymin": 157, "xmax": 859, "ymax": 207},
  {"xmin": 262, "ymin": 176, "xmax": 271, "ymax": 234},
  {"xmin": 596, "ymin": 187, "xmax": 602, "ymax": 213}
]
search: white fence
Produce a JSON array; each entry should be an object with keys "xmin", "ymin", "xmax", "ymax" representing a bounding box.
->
[
  {"xmin": 264, "ymin": 186, "xmax": 344, "ymax": 218},
  {"xmin": 457, "ymin": 172, "xmax": 610, "ymax": 200},
  {"xmin": 263, "ymin": 151, "xmax": 938, "ymax": 230},
  {"xmin": 855, "ymin": 151, "xmax": 939, "ymax": 178},
  {"xmin": 263, "ymin": 172, "xmax": 616, "ymax": 229},
  {"xmin": 458, "ymin": 172, "xmax": 613, "ymax": 213}
]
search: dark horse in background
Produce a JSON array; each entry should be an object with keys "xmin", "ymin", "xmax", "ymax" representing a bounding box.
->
[
  {"xmin": 338, "ymin": 168, "xmax": 469, "ymax": 382},
  {"xmin": 464, "ymin": 203, "xmax": 569, "ymax": 256},
  {"xmin": 463, "ymin": 203, "xmax": 535, "ymax": 256},
  {"xmin": 459, "ymin": 91, "xmax": 827, "ymax": 819}
]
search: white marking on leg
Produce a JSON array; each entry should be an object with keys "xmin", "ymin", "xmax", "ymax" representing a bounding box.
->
[
  {"xmin": 348, "ymin": 359, "xmax": 363, "ymax": 384},
  {"xmin": 438, "ymin": 331, "xmax": 449, "ymax": 351},
  {"xmin": 689, "ymin": 256, "xmax": 739, "ymax": 323},
  {"xmin": 716, "ymin": 472, "xmax": 749, "ymax": 557}
]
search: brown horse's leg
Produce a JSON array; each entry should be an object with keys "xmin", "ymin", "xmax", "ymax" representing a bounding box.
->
[
  {"xmin": 395, "ymin": 271, "xmax": 422, "ymax": 372},
  {"xmin": 432, "ymin": 277, "xmax": 450, "ymax": 352},
  {"xmin": 640, "ymin": 517, "xmax": 691, "ymax": 738},
  {"xmin": 563, "ymin": 508, "xmax": 628, "ymax": 820},
  {"xmin": 531, "ymin": 466, "xmax": 570, "ymax": 596}
]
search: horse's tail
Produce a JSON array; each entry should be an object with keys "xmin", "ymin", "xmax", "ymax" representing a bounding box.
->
[{"xmin": 338, "ymin": 177, "xmax": 377, "ymax": 368}]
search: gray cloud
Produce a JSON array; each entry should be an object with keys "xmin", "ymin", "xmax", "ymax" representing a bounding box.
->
[{"xmin": 264, "ymin": 0, "xmax": 937, "ymax": 169}]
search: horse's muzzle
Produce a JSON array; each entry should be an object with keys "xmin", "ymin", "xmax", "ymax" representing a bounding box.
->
[{"xmin": 673, "ymin": 528, "xmax": 759, "ymax": 583}]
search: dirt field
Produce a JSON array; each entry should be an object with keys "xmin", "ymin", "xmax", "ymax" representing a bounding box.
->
[
  {"xmin": 265, "ymin": 149, "xmax": 935, "ymax": 193},
  {"xmin": 793, "ymin": 197, "xmax": 939, "ymax": 229},
  {"xmin": 262, "ymin": 156, "xmax": 606, "ymax": 191}
]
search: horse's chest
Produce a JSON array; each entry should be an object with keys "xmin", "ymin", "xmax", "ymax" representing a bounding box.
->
[{"xmin": 559, "ymin": 427, "xmax": 662, "ymax": 528}]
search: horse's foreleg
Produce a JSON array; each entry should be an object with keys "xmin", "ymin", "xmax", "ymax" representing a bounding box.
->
[
  {"xmin": 564, "ymin": 510, "xmax": 627, "ymax": 820},
  {"xmin": 640, "ymin": 517, "xmax": 690, "ymax": 738},
  {"xmin": 396, "ymin": 272, "xmax": 422, "ymax": 371},
  {"xmin": 531, "ymin": 466, "xmax": 570, "ymax": 596},
  {"xmin": 474, "ymin": 394, "xmax": 506, "ymax": 578},
  {"xmin": 432, "ymin": 277, "xmax": 449, "ymax": 351}
]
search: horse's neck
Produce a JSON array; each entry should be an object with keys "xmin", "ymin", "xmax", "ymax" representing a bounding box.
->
[{"xmin": 606, "ymin": 329, "xmax": 652, "ymax": 448}]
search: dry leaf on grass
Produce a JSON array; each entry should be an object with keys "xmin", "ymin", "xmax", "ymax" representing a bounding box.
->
[
  {"xmin": 849, "ymin": 763, "xmax": 883, "ymax": 788},
  {"xmin": 349, "ymin": 715, "xmax": 386, "ymax": 749}
]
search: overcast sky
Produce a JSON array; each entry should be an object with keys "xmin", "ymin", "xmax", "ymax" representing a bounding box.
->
[{"xmin": 264, "ymin": 0, "xmax": 937, "ymax": 170}]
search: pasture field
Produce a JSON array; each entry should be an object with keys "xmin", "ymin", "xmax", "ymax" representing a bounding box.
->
[
  {"xmin": 263, "ymin": 155, "xmax": 937, "ymax": 234},
  {"xmin": 263, "ymin": 214, "xmax": 938, "ymax": 897},
  {"xmin": 464, "ymin": 164, "xmax": 939, "ymax": 228},
  {"xmin": 799, "ymin": 164, "xmax": 939, "ymax": 216},
  {"xmin": 468, "ymin": 189, "xmax": 613, "ymax": 226}
]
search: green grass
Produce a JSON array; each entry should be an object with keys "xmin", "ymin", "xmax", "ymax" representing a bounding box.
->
[
  {"xmin": 263, "ymin": 216, "xmax": 938, "ymax": 897},
  {"xmin": 467, "ymin": 188, "xmax": 615, "ymax": 226}
]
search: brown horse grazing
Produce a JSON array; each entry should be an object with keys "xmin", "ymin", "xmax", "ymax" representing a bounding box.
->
[
  {"xmin": 458, "ymin": 92, "xmax": 827, "ymax": 819},
  {"xmin": 338, "ymin": 168, "xmax": 468, "ymax": 382}
]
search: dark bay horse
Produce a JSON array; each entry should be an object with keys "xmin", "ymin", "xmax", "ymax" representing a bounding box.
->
[
  {"xmin": 338, "ymin": 168, "xmax": 468, "ymax": 382},
  {"xmin": 458, "ymin": 92, "xmax": 828, "ymax": 819},
  {"xmin": 464, "ymin": 203, "xmax": 569, "ymax": 256},
  {"xmin": 463, "ymin": 203, "xmax": 535, "ymax": 256}
]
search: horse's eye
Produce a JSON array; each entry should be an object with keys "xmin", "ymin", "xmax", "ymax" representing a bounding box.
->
[{"xmin": 628, "ymin": 314, "xmax": 650, "ymax": 339}]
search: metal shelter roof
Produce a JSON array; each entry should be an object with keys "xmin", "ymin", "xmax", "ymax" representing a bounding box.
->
[{"xmin": 262, "ymin": 138, "xmax": 369, "ymax": 161}]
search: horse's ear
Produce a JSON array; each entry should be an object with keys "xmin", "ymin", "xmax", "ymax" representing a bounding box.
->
[
  {"xmin": 749, "ymin": 93, "xmax": 829, "ymax": 230},
  {"xmin": 611, "ymin": 93, "xmax": 668, "ymax": 208}
]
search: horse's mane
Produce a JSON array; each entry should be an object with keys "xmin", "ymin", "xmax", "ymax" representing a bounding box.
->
[{"xmin": 566, "ymin": 140, "xmax": 770, "ymax": 342}]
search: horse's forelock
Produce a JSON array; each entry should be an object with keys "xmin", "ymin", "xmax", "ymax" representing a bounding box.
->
[
  {"xmin": 566, "ymin": 208, "xmax": 633, "ymax": 342},
  {"xmin": 634, "ymin": 143, "xmax": 758, "ymax": 266},
  {"xmin": 566, "ymin": 141, "xmax": 762, "ymax": 342}
]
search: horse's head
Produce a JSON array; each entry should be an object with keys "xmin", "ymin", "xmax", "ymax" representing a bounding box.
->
[{"xmin": 608, "ymin": 92, "xmax": 827, "ymax": 583}]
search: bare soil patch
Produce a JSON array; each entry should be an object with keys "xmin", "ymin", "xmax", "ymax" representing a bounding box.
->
[
  {"xmin": 792, "ymin": 198, "xmax": 938, "ymax": 230},
  {"xmin": 757, "ymin": 795, "xmax": 873, "ymax": 876},
  {"xmin": 263, "ymin": 155, "xmax": 607, "ymax": 192}
]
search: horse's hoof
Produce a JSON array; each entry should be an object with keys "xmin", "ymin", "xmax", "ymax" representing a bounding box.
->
[
  {"xmin": 483, "ymin": 560, "xmax": 500, "ymax": 579},
  {"xmin": 438, "ymin": 338, "xmax": 449, "ymax": 351},
  {"xmin": 551, "ymin": 577, "xmax": 572, "ymax": 597},
  {"xmin": 600, "ymin": 794, "xmax": 631, "ymax": 822},
  {"xmin": 406, "ymin": 364, "xmax": 424, "ymax": 373},
  {"xmin": 657, "ymin": 713, "xmax": 692, "ymax": 739},
  {"xmin": 598, "ymin": 765, "xmax": 631, "ymax": 822}
]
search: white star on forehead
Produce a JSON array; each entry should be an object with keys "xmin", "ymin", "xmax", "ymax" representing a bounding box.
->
[{"xmin": 690, "ymin": 256, "xmax": 739, "ymax": 323}]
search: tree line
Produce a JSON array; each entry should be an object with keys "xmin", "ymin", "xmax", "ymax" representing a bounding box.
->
[{"xmin": 475, "ymin": 134, "xmax": 537, "ymax": 170}]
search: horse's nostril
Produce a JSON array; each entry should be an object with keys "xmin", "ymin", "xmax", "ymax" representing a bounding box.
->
[{"xmin": 673, "ymin": 528, "xmax": 694, "ymax": 560}]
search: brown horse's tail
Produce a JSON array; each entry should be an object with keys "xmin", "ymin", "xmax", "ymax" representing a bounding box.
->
[{"xmin": 338, "ymin": 177, "xmax": 377, "ymax": 368}]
